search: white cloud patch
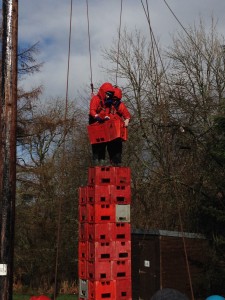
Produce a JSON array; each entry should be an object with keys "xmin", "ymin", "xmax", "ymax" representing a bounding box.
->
[{"xmin": 2, "ymin": 0, "xmax": 225, "ymax": 100}]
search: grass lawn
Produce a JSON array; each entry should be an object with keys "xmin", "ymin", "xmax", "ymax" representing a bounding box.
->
[{"xmin": 13, "ymin": 295, "xmax": 78, "ymax": 300}]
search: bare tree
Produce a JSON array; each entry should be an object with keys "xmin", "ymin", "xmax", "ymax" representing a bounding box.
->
[
  {"xmin": 15, "ymin": 95, "xmax": 90, "ymax": 291},
  {"xmin": 102, "ymin": 21, "xmax": 225, "ymax": 233}
]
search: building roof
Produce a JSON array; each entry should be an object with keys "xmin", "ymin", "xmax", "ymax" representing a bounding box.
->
[{"xmin": 132, "ymin": 228, "xmax": 205, "ymax": 239}]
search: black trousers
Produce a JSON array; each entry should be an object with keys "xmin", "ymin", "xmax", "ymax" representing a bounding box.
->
[
  {"xmin": 107, "ymin": 138, "xmax": 122, "ymax": 164},
  {"xmin": 92, "ymin": 143, "xmax": 107, "ymax": 161}
]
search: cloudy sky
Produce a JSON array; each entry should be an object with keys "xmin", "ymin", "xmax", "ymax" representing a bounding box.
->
[{"xmin": 2, "ymin": 1, "xmax": 225, "ymax": 102}]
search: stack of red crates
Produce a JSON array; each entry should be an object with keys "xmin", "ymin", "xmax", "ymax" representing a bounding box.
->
[{"xmin": 78, "ymin": 166, "xmax": 132, "ymax": 300}]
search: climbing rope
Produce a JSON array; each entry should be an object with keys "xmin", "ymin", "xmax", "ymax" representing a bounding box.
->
[
  {"xmin": 141, "ymin": 2, "xmax": 195, "ymax": 298},
  {"xmin": 173, "ymin": 180, "xmax": 195, "ymax": 300},
  {"xmin": 115, "ymin": 0, "xmax": 123, "ymax": 86},
  {"xmin": 141, "ymin": 0, "xmax": 168, "ymax": 104},
  {"xmin": 86, "ymin": 0, "xmax": 124, "ymax": 90},
  {"xmin": 86, "ymin": 0, "xmax": 94, "ymax": 94},
  {"xmin": 53, "ymin": 0, "xmax": 73, "ymax": 299}
]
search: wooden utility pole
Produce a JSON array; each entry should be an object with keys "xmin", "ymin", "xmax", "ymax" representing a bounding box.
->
[{"xmin": 0, "ymin": 1, "xmax": 18, "ymax": 299}]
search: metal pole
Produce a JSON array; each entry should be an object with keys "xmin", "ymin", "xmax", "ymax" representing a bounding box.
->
[{"xmin": 0, "ymin": 1, "xmax": 18, "ymax": 299}]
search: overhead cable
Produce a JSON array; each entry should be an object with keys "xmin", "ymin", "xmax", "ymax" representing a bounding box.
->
[
  {"xmin": 163, "ymin": 0, "xmax": 225, "ymax": 80},
  {"xmin": 141, "ymin": 2, "xmax": 195, "ymax": 299},
  {"xmin": 141, "ymin": 0, "xmax": 173, "ymax": 97}
]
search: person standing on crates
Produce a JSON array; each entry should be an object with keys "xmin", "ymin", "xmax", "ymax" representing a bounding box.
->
[
  {"xmin": 89, "ymin": 82, "xmax": 115, "ymax": 165},
  {"xmin": 107, "ymin": 86, "xmax": 131, "ymax": 166}
]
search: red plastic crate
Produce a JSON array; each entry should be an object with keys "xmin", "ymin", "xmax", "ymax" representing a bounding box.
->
[
  {"xmin": 112, "ymin": 260, "xmax": 131, "ymax": 279},
  {"xmin": 87, "ymin": 119, "xmax": 127, "ymax": 144},
  {"xmin": 108, "ymin": 119, "xmax": 127, "ymax": 142},
  {"xmin": 88, "ymin": 280, "xmax": 116, "ymax": 300},
  {"xmin": 87, "ymin": 260, "xmax": 112, "ymax": 281},
  {"xmin": 115, "ymin": 241, "xmax": 131, "ymax": 260},
  {"xmin": 78, "ymin": 186, "xmax": 87, "ymax": 204},
  {"xmin": 114, "ymin": 223, "xmax": 131, "ymax": 241},
  {"xmin": 110, "ymin": 185, "xmax": 131, "ymax": 204},
  {"xmin": 87, "ymin": 122, "xmax": 109, "ymax": 144},
  {"xmin": 79, "ymin": 222, "xmax": 88, "ymax": 241},
  {"xmin": 78, "ymin": 241, "xmax": 88, "ymax": 260},
  {"xmin": 86, "ymin": 185, "xmax": 112, "ymax": 204},
  {"xmin": 88, "ymin": 166, "xmax": 130, "ymax": 186},
  {"xmin": 87, "ymin": 203, "xmax": 115, "ymax": 223},
  {"xmin": 116, "ymin": 278, "xmax": 132, "ymax": 300},
  {"xmin": 88, "ymin": 167, "xmax": 115, "ymax": 185},
  {"xmin": 78, "ymin": 259, "xmax": 87, "ymax": 279},
  {"xmin": 87, "ymin": 223, "xmax": 114, "ymax": 242},
  {"xmin": 88, "ymin": 241, "xmax": 115, "ymax": 261},
  {"xmin": 79, "ymin": 204, "xmax": 87, "ymax": 223},
  {"xmin": 80, "ymin": 222, "xmax": 131, "ymax": 242},
  {"xmin": 114, "ymin": 167, "xmax": 131, "ymax": 185}
]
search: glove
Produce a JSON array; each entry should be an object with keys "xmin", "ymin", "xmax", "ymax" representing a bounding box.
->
[
  {"xmin": 104, "ymin": 116, "xmax": 110, "ymax": 120},
  {"xmin": 124, "ymin": 119, "xmax": 130, "ymax": 127},
  {"xmin": 95, "ymin": 115, "xmax": 104, "ymax": 123}
]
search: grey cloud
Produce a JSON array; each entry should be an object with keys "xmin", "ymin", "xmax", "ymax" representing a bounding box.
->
[{"xmin": 9, "ymin": 0, "xmax": 225, "ymax": 99}]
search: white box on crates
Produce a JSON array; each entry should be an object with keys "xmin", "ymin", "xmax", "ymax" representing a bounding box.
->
[
  {"xmin": 79, "ymin": 278, "xmax": 88, "ymax": 299},
  {"xmin": 116, "ymin": 204, "xmax": 130, "ymax": 222}
]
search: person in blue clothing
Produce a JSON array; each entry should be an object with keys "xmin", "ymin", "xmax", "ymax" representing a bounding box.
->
[
  {"xmin": 150, "ymin": 288, "xmax": 189, "ymax": 300},
  {"xmin": 206, "ymin": 296, "xmax": 225, "ymax": 300}
]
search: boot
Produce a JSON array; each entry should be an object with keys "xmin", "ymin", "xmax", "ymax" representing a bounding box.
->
[
  {"xmin": 99, "ymin": 159, "xmax": 106, "ymax": 166},
  {"xmin": 92, "ymin": 159, "xmax": 98, "ymax": 166}
]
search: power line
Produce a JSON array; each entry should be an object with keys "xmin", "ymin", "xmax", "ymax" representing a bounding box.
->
[
  {"xmin": 141, "ymin": 2, "xmax": 195, "ymax": 298},
  {"xmin": 163, "ymin": 0, "xmax": 225, "ymax": 83},
  {"xmin": 163, "ymin": 0, "xmax": 197, "ymax": 45},
  {"xmin": 140, "ymin": 0, "xmax": 173, "ymax": 98}
]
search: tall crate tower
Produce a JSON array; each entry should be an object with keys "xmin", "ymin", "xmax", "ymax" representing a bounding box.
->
[{"xmin": 78, "ymin": 166, "xmax": 132, "ymax": 300}]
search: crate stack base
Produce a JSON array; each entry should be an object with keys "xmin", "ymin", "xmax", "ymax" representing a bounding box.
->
[{"xmin": 78, "ymin": 166, "xmax": 132, "ymax": 300}]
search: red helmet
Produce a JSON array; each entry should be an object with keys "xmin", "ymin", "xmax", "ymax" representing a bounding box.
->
[
  {"xmin": 113, "ymin": 87, "xmax": 122, "ymax": 100},
  {"xmin": 98, "ymin": 82, "xmax": 114, "ymax": 100}
]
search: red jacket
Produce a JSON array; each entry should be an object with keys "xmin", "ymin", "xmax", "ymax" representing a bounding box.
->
[
  {"xmin": 89, "ymin": 94, "xmax": 104, "ymax": 118},
  {"xmin": 89, "ymin": 82, "xmax": 114, "ymax": 118},
  {"xmin": 89, "ymin": 83, "xmax": 131, "ymax": 124},
  {"xmin": 110, "ymin": 102, "xmax": 131, "ymax": 120},
  {"xmin": 111, "ymin": 86, "xmax": 131, "ymax": 120}
]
